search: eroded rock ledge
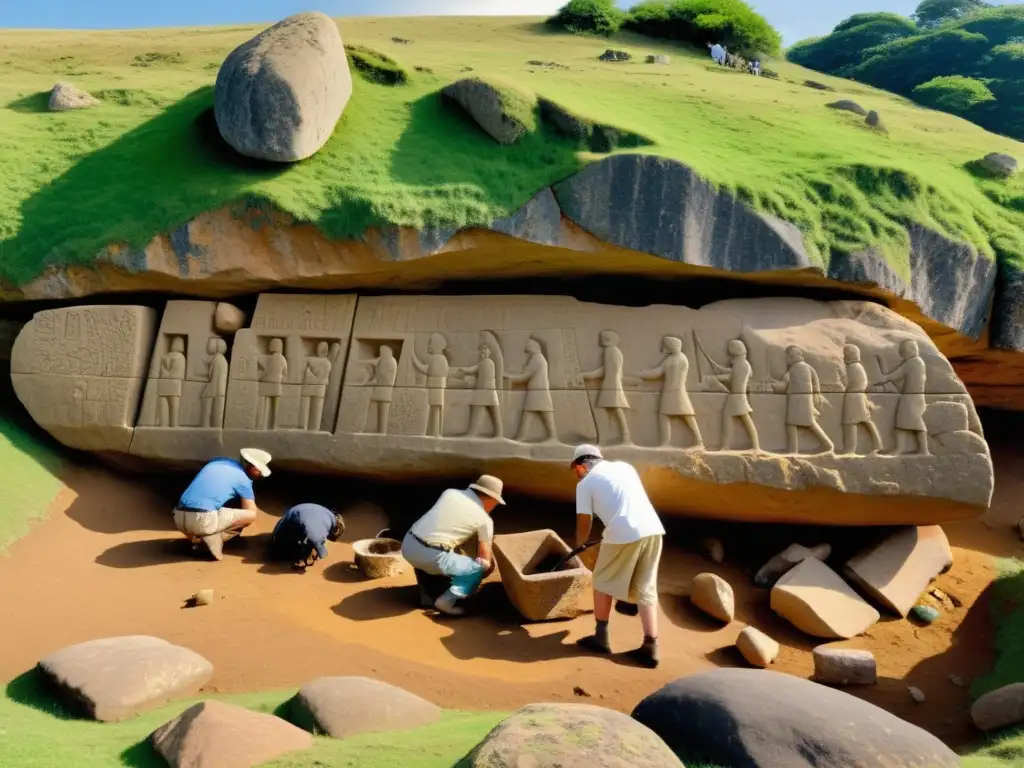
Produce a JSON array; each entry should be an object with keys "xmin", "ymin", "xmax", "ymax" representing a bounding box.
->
[{"xmin": 10, "ymin": 293, "xmax": 993, "ymax": 525}]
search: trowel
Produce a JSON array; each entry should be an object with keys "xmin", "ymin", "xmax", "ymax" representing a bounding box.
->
[{"xmin": 546, "ymin": 539, "xmax": 600, "ymax": 572}]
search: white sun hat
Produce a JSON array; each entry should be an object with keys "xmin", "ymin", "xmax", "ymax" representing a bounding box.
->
[
  {"xmin": 571, "ymin": 444, "xmax": 603, "ymax": 466},
  {"xmin": 469, "ymin": 474, "xmax": 506, "ymax": 505},
  {"xmin": 239, "ymin": 447, "xmax": 272, "ymax": 478}
]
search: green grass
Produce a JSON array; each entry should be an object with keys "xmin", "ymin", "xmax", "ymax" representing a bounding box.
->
[
  {"xmin": 0, "ymin": 415, "xmax": 63, "ymax": 553},
  {"xmin": 0, "ymin": 670, "xmax": 505, "ymax": 767},
  {"xmin": 1, "ymin": 17, "xmax": 1024, "ymax": 287}
]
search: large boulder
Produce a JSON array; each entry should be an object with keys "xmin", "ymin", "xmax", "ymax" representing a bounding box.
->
[
  {"xmin": 151, "ymin": 700, "xmax": 312, "ymax": 767},
  {"xmin": 971, "ymin": 683, "xmax": 1024, "ymax": 732},
  {"xmin": 771, "ymin": 558, "xmax": 880, "ymax": 639},
  {"xmin": 291, "ymin": 676, "xmax": 441, "ymax": 738},
  {"xmin": 441, "ymin": 78, "xmax": 532, "ymax": 145},
  {"xmin": 462, "ymin": 703, "xmax": 682, "ymax": 767},
  {"xmin": 980, "ymin": 152, "xmax": 1018, "ymax": 178},
  {"xmin": 843, "ymin": 526, "xmax": 952, "ymax": 616},
  {"xmin": 214, "ymin": 12, "xmax": 351, "ymax": 162},
  {"xmin": 48, "ymin": 82, "xmax": 99, "ymax": 111},
  {"xmin": 37, "ymin": 636, "xmax": 213, "ymax": 721},
  {"xmin": 631, "ymin": 668, "xmax": 960, "ymax": 767}
]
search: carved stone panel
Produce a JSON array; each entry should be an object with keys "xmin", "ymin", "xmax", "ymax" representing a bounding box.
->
[{"xmin": 10, "ymin": 306, "xmax": 157, "ymax": 452}]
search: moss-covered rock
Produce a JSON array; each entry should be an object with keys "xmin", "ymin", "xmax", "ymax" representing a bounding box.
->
[
  {"xmin": 440, "ymin": 78, "xmax": 535, "ymax": 145},
  {"xmin": 345, "ymin": 44, "xmax": 408, "ymax": 86}
]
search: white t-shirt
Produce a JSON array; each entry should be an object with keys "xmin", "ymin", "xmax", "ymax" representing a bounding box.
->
[
  {"xmin": 575, "ymin": 461, "xmax": 665, "ymax": 545},
  {"xmin": 410, "ymin": 488, "xmax": 494, "ymax": 550}
]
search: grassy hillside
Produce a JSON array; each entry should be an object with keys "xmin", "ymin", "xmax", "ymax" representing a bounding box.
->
[
  {"xmin": 1, "ymin": 17, "xmax": 1024, "ymax": 288},
  {"xmin": 0, "ymin": 415, "xmax": 63, "ymax": 552}
]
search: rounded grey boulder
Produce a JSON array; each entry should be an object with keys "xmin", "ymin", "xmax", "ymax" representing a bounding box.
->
[
  {"xmin": 980, "ymin": 152, "xmax": 1018, "ymax": 178},
  {"xmin": 49, "ymin": 82, "xmax": 99, "ymax": 111},
  {"xmin": 632, "ymin": 668, "xmax": 959, "ymax": 767},
  {"xmin": 463, "ymin": 702, "xmax": 682, "ymax": 767},
  {"xmin": 214, "ymin": 12, "xmax": 351, "ymax": 162},
  {"xmin": 291, "ymin": 676, "xmax": 440, "ymax": 739},
  {"xmin": 827, "ymin": 100, "xmax": 867, "ymax": 116}
]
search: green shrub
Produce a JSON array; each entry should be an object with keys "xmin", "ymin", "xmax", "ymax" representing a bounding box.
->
[
  {"xmin": 913, "ymin": 74, "xmax": 996, "ymax": 113},
  {"xmin": 345, "ymin": 45, "xmax": 409, "ymax": 85},
  {"xmin": 957, "ymin": 4, "xmax": 1024, "ymax": 45},
  {"xmin": 787, "ymin": 13, "xmax": 919, "ymax": 73},
  {"xmin": 850, "ymin": 29, "xmax": 992, "ymax": 95},
  {"xmin": 912, "ymin": 0, "xmax": 990, "ymax": 30},
  {"xmin": 546, "ymin": 0, "xmax": 625, "ymax": 36},
  {"xmin": 624, "ymin": 0, "xmax": 782, "ymax": 56}
]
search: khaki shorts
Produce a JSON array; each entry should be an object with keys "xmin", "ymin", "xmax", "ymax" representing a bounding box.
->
[
  {"xmin": 592, "ymin": 534, "xmax": 663, "ymax": 606},
  {"xmin": 173, "ymin": 507, "xmax": 256, "ymax": 538}
]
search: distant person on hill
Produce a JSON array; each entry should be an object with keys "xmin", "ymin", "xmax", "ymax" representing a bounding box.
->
[
  {"xmin": 172, "ymin": 448, "xmax": 272, "ymax": 561},
  {"xmin": 271, "ymin": 503, "xmax": 345, "ymax": 569},
  {"xmin": 750, "ymin": 59, "xmax": 761, "ymax": 76},
  {"xmin": 708, "ymin": 41, "xmax": 726, "ymax": 66},
  {"xmin": 401, "ymin": 475, "xmax": 506, "ymax": 616},
  {"xmin": 571, "ymin": 444, "xmax": 665, "ymax": 669}
]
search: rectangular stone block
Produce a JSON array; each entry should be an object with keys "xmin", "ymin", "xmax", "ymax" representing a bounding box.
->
[{"xmin": 493, "ymin": 529, "xmax": 592, "ymax": 622}]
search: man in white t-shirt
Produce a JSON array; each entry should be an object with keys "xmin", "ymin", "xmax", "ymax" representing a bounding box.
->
[
  {"xmin": 401, "ymin": 475, "xmax": 506, "ymax": 616},
  {"xmin": 572, "ymin": 444, "xmax": 665, "ymax": 668}
]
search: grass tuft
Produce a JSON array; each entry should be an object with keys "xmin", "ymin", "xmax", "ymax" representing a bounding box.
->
[{"xmin": 346, "ymin": 44, "xmax": 409, "ymax": 86}]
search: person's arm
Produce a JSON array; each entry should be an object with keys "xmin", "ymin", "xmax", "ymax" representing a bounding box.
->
[
  {"xmin": 581, "ymin": 364, "xmax": 604, "ymax": 380},
  {"xmin": 504, "ymin": 369, "xmax": 527, "ymax": 384},
  {"xmin": 773, "ymin": 370, "xmax": 790, "ymax": 394},
  {"xmin": 476, "ymin": 539, "xmax": 495, "ymax": 576},
  {"xmin": 576, "ymin": 514, "xmax": 593, "ymax": 548},
  {"xmin": 575, "ymin": 481, "xmax": 594, "ymax": 548},
  {"xmin": 411, "ymin": 353, "xmax": 427, "ymax": 375},
  {"xmin": 636, "ymin": 363, "xmax": 665, "ymax": 381},
  {"xmin": 240, "ymin": 497, "xmax": 263, "ymax": 515}
]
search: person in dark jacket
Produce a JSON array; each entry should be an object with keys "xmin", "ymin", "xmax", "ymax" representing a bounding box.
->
[{"xmin": 271, "ymin": 503, "xmax": 345, "ymax": 569}]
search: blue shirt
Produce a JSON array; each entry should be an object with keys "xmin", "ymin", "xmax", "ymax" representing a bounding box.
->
[
  {"xmin": 177, "ymin": 458, "xmax": 254, "ymax": 512},
  {"xmin": 273, "ymin": 503, "xmax": 336, "ymax": 559}
]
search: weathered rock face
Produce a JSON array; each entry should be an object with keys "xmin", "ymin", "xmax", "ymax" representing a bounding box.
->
[
  {"xmin": 980, "ymin": 152, "xmax": 1018, "ymax": 178},
  {"xmin": 464, "ymin": 703, "xmax": 682, "ymax": 767},
  {"xmin": 214, "ymin": 12, "xmax": 351, "ymax": 162},
  {"xmin": 290, "ymin": 676, "xmax": 440, "ymax": 739},
  {"xmin": 631, "ymin": 668, "xmax": 960, "ymax": 767},
  {"xmin": 441, "ymin": 78, "xmax": 531, "ymax": 145},
  {"xmin": 492, "ymin": 529, "xmax": 591, "ymax": 621},
  {"xmin": 151, "ymin": 700, "xmax": 312, "ymax": 767},
  {"xmin": 771, "ymin": 558, "xmax": 880, "ymax": 638},
  {"xmin": 10, "ymin": 293, "xmax": 994, "ymax": 524},
  {"xmin": 48, "ymin": 82, "xmax": 99, "ymax": 111},
  {"xmin": 37, "ymin": 636, "xmax": 213, "ymax": 722},
  {"xmin": 844, "ymin": 525, "xmax": 953, "ymax": 616}
]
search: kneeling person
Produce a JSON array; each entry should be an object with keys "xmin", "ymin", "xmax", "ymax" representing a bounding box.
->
[
  {"xmin": 571, "ymin": 444, "xmax": 665, "ymax": 668},
  {"xmin": 401, "ymin": 475, "xmax": 506, "ymax": 616},
  {"xmin": 272, "ymin": 503, "xmax": 345, "ymax": 568},
  {"xmin": 173, "ymin": 448, "xmax": 272, "ymax": 560}
]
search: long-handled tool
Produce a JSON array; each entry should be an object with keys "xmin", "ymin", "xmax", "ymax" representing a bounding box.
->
[{"xmin": 547, "ymin": 539, "xmax": 600, "ymax": 573}]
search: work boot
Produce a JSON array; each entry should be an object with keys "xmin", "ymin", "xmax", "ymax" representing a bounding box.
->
[
  {"xmin": 434, "ymin": 590, "xmax": 466, "ymax": 617},
  {"xmin": 626, "ymin": 637, "xmax": 660, "ymax": 669},
  {"xmin": 576, "ymin": 619, "xmax": 611, "ymax": 654},
  {"xmin": 201, "ymin": 533, "xmax": 224, "ymax": 561}
]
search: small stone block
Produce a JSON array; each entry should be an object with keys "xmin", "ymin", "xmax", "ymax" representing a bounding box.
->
[{"xmin": 493, "ymin": 529, "xmax": 592, "ymax": 621}]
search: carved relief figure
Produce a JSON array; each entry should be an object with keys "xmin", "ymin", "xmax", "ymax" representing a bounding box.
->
[
  {"xmin": 455, "ymin": 342, "xmax": 503, "ymax": 438},
  {"xmin": 636, "ymin": 336, "xmax": 704, "ymax": 449},
  {"xmin": 704, "ymin": 339, "xmax": 760, "ymax": 452},
  {"xmin": 774, "ymin": 345, "xmax": 834, "ymax": 454},
  {"xmin": 840, "ymin": 344, "xmax": 882, "ymax": 455},
  {"xmin": 361, "ymin": 346, "xmax": 398, "ymax": 435},
  {"xmin": 201, "ymin": 337, "xmax": 229, "ymax": 429},
  {"xmin": 504, "ymin": 336, "xmax": 558, "ymax": 444},
  {"xmin": 879, "ymin": 339, "xmax": 930, "ymax": 456},
  {"xmin": 582, "ymin": 330, "xmax": 632, "ymax": 445},
  {"xmin": 157, "ymin": 336, "xmax": 187, "ymax": 428},
  {"xmin": 301, "ymin": 342, "xmax": 333, "ymax": 432},
  {"xmin": 258, "ymin": 338, "xmax": 288, "ymax": 431},
  {"xmin": 412, "ymin": 332, "xmax": 450, "ymax": 438}
]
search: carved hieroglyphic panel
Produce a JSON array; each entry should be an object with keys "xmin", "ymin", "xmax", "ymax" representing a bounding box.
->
[
  {"xmin": 223, "ymin": 294, "xmax": 357, "ymax": 432},
  {"xmin": 10, "ymin": 306, "xmax": 157, "ymax": 452}
]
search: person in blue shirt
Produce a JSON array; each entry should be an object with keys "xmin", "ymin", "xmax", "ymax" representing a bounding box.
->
[
  {"xmin": 271, "ymin": 503, "xmax": 346, "ymax": 569},
  {"xmin": 173, "ymin": 448, "xmax": 272, "ymax": 561}
]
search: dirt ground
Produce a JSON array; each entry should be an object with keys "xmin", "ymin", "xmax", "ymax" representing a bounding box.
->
[{"xmin": 2, "ymin": 413, "xmax": 1022, "ymax": 751}]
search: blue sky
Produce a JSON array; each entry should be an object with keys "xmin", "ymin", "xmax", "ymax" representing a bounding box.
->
[{"xmin": 0, "ymin": 0, "xmax": 957, "ymax": 45}]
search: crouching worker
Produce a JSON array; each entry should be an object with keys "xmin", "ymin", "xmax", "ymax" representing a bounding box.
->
[
  {"xmin": 172, "ymin": 448, "xmax": 272, "ymax": 561},
  {"xmin": 571, "ymin": 444, "xmax": 665, "ymax": 668},
  {"xmin": 401, "ymin": 475, "xmax": 506, "ymax": 616},
  {"xmin": 271, "ymin": 503, "xmax": 345, "ymax": 569}
]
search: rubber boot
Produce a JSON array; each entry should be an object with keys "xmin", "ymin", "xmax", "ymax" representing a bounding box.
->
[
  {"xmin": 576, "ymin": 620, "xmax": 612, "ymax": 654},
  {"xmin": 626, "ymin": 637, "xmax": 660, "ymax": 669},
  {"xmin": 201, "ymin": 533, "xmax": 224, "ymax": 561},
  {"xmin": 434, "ymin": 589, "xmax": 466, "ymax": 616}
]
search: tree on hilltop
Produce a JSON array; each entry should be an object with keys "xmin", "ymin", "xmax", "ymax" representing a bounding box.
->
[
  {"xmin": 547, "ymin": 0, "xmax": 625, "ymax": 36},
  {"xmin": 912, "ymin": 0, "xmax": 991, "ymax": 29}
]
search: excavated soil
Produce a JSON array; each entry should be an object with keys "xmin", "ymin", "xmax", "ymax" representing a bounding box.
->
[{"xmin": 1, "ymin": 414, "xmax": 1022, "ymax": 751}]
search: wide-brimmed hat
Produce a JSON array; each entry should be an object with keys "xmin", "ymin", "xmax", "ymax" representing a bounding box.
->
[
  {"xmin": 571, "ymin": 444, "xmax": 603, "ymax": 466},
  {"xmin": 469, "ymin": 475, "xmax": 505, "ymax": 505},
  {"xmin": 240, "ymin": 447, "xmax": 272, "ymax": 478}
]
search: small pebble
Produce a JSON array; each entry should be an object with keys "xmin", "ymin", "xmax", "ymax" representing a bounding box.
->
[
  {"xmin": 912, "ymin": 604, "xmax": 940, "ymax": 624},
  {"xmin": 949, "ymin": 674, "xmax": 965, "ymax": 687},
  {"xmin": 194, "ymin": 589, "xmax": 215, "ymax": 606},
  {"xmin": 572, "ymin": 686, "xmax": 591, "ymax": 698},
  {"xmin": 908, "ymin": 686, "xmax": 926, "ymax": 703}
]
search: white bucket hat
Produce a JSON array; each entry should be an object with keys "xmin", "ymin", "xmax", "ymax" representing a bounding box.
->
[
  {"xmin": 571, "ymin": 444, "xmax": 603, "ymax": 466},
  {"xmin": 240, "ymin": 447, "xmax": 272, "ymax": 478},
  {"xmin": 469, "ymin": 475, "xmax": 506, "ymax": 505}
]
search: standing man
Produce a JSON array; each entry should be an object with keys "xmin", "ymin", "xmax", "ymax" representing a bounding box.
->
[
  {"xmin": 636, "ymin": 335, "xmax": 703, "ymax": 449},
  {"xmin": 158, "ymin": 336, "xmax": 187, "ymax": 428},
  {"xmin": 172, "ymin": 448, "xmax": 272, "ymax": 560},
  {"xmin": 504, "ymin": 336, "xmax": 558, "ymax": 444},
  {"xmin": 401, "ymin": 475, "xmax": 506, "ymax": 616},
  {"xmin": 774, "ymin": 345, "xmax": 834, "ymax": 454},
  {"xmin": 879, "ymin": 339, "xmax": 930, "ymax": 456},
  {"xmin": 572, "ymin": 445, "xmax": 665, "ymax": 669},
  {"xmin": 582, "ymin": 330, "xmax": 632, "ymax": 446},
  {"xmin": 271, "ymin": 503, "xmax": 345, "ymax": 569}
]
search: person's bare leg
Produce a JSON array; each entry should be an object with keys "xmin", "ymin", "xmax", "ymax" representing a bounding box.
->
[
  {"xmin": 742, "ymin": 414, "xmax": 760, "ymax": 453},
  {"xmin": 214, "ymin": 397, "xmax": 225, "ymax": 428},
  {"xmin": 867, "ymin": 422, "xmax": 883, "ymax": 454},
  {"xmin": 159, "ymin": 397, "xmax": 169, "ymax": 427},
  {"xmin": 788, "ymin": 425, "xmax": 799, "ymax": 455},
  {"xmin": 270, "ymin": 397, "xmax": 280, "ymax": 430},
  {"xmin": 812, "ymin": 424, "xmax": 834, "ymax": 453},
  {"xmin": 300, "ymin": 397, "xmax": 311, "ymax": 432},
  {"xmin": 720, "ymin": 412, "xmax": 733, "ymax": 451},
  {"xmin": 614, "ymin": 409, "xmax": 631, "ymax": 445},
  {"xmin": 202, "ymin": 399, "xmax": 212, "ymax": 429},
  {"xmin": 437, "ymin": 405, "xmax": 445, "ymax": 437},
  {"xmin": 515, "ymin": 411, "xmax": 532, "ymax": 442},
  {"xmin": 468, "ymin": 407, "xmax": 485, "ymax": 437},
  {"xmin": 658, "ymin": 415, "xmax": 671, "ymax": 448},
  {"xmin": 916, "ymin": 430, "xmax": 930, "ymax": 456},
  {"xmin": 379, "ymin": 401, "xmax": 391, "ymax": 435},
  {"xmin": 577, "ymin": 590, "xmax": 614, "ymax": 654},
  {"xmin": 639, "ymin": 602, "xmax": 658, "ymax": 639},
  {"xmin": 542, "ymin": 412, "xmax": 559, "ymax": 443},
  {"xmin": 843, "ymin": 424, "xmax": 858, "ymax": 455},
  {"xmin": 310, "ymin": 397, "xmax": 325, "ymax": 431},
  {"xmin": 626, "ymin": 601, "xmax": 661, "ymax": 669},
  {"xmin": 169, "ymin": 397, "xmax": 180, "ymax": 428},
  {"xmin": 490, "ymin": 406, "xmax": 503, "ymax": 439},
  {"xmin": 684, "ymin": 415, "xmax": 704, "ymax": 449}
]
